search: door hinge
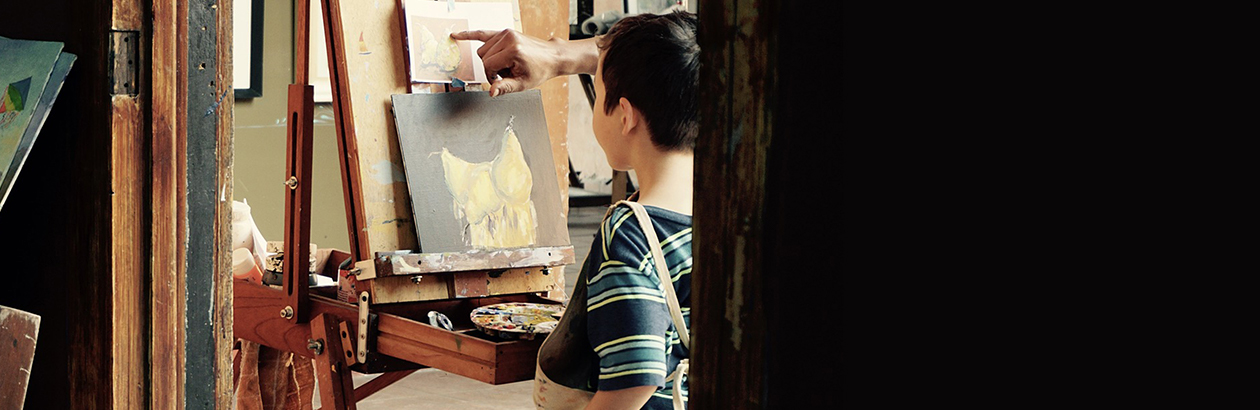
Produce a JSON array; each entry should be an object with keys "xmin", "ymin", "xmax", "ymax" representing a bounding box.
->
[{"xmin": 109, "ymin": 30, "xmax": 140, "ymax": 96}]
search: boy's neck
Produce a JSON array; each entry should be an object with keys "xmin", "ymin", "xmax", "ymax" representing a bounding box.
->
[{"xmin": 629, "ymin": 148, "xmax": 694, "ymax": 216}]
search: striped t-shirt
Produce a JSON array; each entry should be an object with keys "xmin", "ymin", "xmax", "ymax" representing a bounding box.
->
[{"xmin": 586, "ymin": 203, "xmax": 692, "ymax": 409}]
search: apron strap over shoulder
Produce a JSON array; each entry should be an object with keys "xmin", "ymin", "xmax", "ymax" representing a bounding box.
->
[
  {"xmin": 613, "ymin": 200, "xmax": 690, "ymax": 350},
  {"xmin": 671, "ymin": 359, "xmax": 689, "ymax": 410}
]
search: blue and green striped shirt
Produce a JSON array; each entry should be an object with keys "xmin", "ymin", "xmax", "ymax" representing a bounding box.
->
[{"xmin": 586, "ymin": 203, "xmax": 692, "ymax": 408}]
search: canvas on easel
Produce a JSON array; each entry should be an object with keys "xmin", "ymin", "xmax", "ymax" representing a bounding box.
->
[
  {"xmin": 391, "ymin": 90, "xmax": 569, "ymax": 254},
  {"xmin": 0, "ymin": 36, "xmax": 75, "ymax": 211}
]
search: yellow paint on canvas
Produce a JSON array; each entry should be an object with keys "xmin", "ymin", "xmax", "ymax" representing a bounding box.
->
[
  {"xmin": 440, "ymin": 123, "xmax": 538, "ymax": 249},
  {"xmin": 416, "ymin": 25, "xmax": 461, "ymax": 74}
]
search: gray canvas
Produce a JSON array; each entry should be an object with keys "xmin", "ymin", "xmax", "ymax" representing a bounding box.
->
[{"xmin": 391, "ymin": 90, "xmax": 569, "ymax": 253}]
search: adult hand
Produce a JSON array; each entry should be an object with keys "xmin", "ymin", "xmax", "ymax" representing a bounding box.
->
[{"xmin": 450, "ymin": 29, "xmax": 597, "ymax": 97}]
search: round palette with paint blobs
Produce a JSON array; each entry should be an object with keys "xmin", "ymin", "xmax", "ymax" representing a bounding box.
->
[{"xmin": 469, "ymin": 302, "xmax": 563, "ymax": 340}]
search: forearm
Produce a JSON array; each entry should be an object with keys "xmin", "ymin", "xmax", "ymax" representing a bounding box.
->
[
  {"xmin": 552, "ymin": 36, "xmax": 600, "ymax": 76},
  {"xmin": 584, "ymin": 386, "xmax": 656, "ymax": 410}
]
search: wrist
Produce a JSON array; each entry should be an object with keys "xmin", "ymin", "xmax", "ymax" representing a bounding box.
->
[{"xmin": 552, "ymin": 36, "xmax": 600, "ymax": 76}]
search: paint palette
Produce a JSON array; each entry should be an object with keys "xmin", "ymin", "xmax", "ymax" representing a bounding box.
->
[{"xmin": 469, "ymin": 302, "xmax": 563, "ymax": 340}]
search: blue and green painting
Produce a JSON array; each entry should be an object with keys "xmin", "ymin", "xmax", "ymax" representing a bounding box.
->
[{"xmin": 1, "ymin": 77, "xmax": 32, "ymax": 115}]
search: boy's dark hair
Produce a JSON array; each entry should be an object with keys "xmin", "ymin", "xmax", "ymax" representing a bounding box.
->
[{"xmin": 598, "ymin": 10, "xmax": 699, "ymax": 152}]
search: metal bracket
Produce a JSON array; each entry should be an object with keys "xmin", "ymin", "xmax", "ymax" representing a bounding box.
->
[
  {"xmin": 357, "ymin": 292, "xmax": 370, "ymax": 363},
  {"xmin": 307, "ymin": 338, "xmax": 324, "ymax": 355},
  {"xmin": 109, "ymin": 31, "xmax": 140, "ymax": 96}
]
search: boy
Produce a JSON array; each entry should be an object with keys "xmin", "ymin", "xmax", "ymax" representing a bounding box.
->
[{"xmin": 527, "ymin": 11, "xmax": 699, "ymax": 410}]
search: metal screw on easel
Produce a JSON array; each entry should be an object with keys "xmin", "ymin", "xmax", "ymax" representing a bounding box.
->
[
  {"xmin": 285, "ymin": 176, "xmax": 299, "ymax": 189},
  {"xmin": 281, "ymin": 306, "xmax": 294, "ymax": 319},
  {"xmin": 307, "ymin": 338, "xmax": 324, "ymax": 355}
]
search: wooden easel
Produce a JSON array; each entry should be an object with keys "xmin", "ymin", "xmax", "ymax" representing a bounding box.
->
[{"xmin": 233, "ymin": 1, "xmax": 573, "ymax": 409}]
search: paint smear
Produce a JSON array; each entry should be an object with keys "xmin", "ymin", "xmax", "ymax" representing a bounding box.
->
[
  {"xmin": 439, "ymin": 121, "xmax": 537, "ymax": 249},
  {"xmin": 370, "ymin": 160, "xmax": 406, "ymax": 185},
  {"xmin": 358, "ymin": 31, "xmax": 372, "ymax": 55}
]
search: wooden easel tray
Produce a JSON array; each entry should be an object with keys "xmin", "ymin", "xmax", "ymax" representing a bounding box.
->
[
  {"xmin": 235, "ymin": 279, "xmax": 559, "ymax": 384},
  {"xmin": 331, "ymin": 247, "xmax": 573, "ymax": 304}
]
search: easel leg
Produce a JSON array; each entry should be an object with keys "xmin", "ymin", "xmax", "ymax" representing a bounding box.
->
[
  {"xmin": 352, "ymin": 369, "xmax": 418, "ymax": 402},
  {"xmin": 311, "ymin": 313, "xmax": 356, "ymax": 410}
]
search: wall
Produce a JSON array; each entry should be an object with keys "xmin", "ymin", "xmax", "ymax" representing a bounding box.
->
[
  {"xmin": 562, "ymin": 0, "xmax": 622, "ymax": 194},
  {"xmin": 567, "ymin": 75, "xmax": 614, "ymax": 193},
  {"xmin": 233, "ymin": 0, "xmax": 352, "ymax": 251}
]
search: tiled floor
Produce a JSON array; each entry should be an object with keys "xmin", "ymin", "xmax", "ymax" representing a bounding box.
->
[{"xmin": 311, "ymin": 204, "xmax": 608, "ymax": 409}]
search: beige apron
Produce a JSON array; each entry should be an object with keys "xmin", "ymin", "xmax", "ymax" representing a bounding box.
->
[{"xmin": 534, "ymin": 201, "xmax": 690, "ymax": 410}]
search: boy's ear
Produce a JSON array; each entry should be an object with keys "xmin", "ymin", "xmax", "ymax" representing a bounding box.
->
[{"xmin": 618, "ymin": 97, "xmax": 639, "ymax": 136}]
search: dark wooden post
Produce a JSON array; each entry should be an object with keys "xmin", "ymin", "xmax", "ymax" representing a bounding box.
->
[
  {"xmin": 692, "ymin": 0, "xmax": 840, "ymax": 407},
  {"xmin": 188, "ymin": 0, "xmax": 235, "ymax": 408},
  {"xmin": 691, "ymin": 0, "xmax": 784, "ymax": 408}
]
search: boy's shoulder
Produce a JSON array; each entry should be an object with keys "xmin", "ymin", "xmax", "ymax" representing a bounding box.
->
[
  {"xmin": 597, "ymin": 203, "xmax": 693, "ymax": 257},
  {"xmin": 590, "ymin": 203, "xmax": 694, "ymax": 277},
  {"xmin": 602, "ymin": 203, "xmax": 693, "ymax": 232}
]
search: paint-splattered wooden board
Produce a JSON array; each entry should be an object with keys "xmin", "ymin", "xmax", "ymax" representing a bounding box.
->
[
  {"xmin": 325, "ymin": 0, "xmax": 569, "ymax": 256},
  {"xmin": 320, "ymin": 0, "xmax": 415, "ymax": 256},
  {"xmin": 0, "ymin": 305, "xmax": 40, "ymax": 409}
]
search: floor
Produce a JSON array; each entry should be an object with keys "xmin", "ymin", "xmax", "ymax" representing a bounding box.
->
[{"xmin": 311, "ymin": 203, "xmax": 607, "ymax": 409}]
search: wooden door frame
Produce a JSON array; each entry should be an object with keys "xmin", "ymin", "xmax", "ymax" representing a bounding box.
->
[
  {"xmin": 691, "ymin": 0, "xmax": 774, "ymax": 406},
  {"xmin": 183, "ymin": 0, "xmax": 235, "ymax": 407},
  {"xmin": 691, "ymin": 0, "xmax": 840, "ymax": 408},
  {"xmin": 691, "ymin": 0, "xmax": 843, "ymax": 407},
  {"xmin": 112, "ymin": 0, "xmax": 234, "ymax": 408}
]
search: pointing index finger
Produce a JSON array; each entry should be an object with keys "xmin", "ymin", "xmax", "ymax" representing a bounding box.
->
[{"xmin": 449, "ymin": 30, "xmax": 499, "ymax": 42}]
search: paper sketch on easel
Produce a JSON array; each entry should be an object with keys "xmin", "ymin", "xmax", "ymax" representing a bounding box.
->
[
  {"xmin": 402, "ymin": 0, "xmax": 516, "ymax": 85},
  {"xmin": 391, "ymin": 90, "xmax": 569, "ymax": 253},
  {"xmin": 408, "ymin": 16, "xmax": 475, "ymax": 83},
  {"xmin": 439, "ymin": 116, "xmax": 539, "ymax": 248}
]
